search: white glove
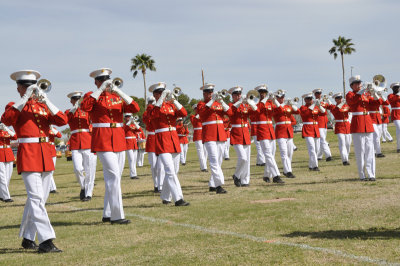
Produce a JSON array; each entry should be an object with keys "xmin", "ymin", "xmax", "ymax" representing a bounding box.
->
[
  {"xmin": 70, "ymin": 101, "xmax": 79, "ymax": 114},
  {"xmin": 165, "ymin": 91, "xmax": 175, "ymax": 102},
  {"xmin": 12, "ymin": 84, "xmax": 36, "ymax": 111},
  {"xmin": 372, "ymin": 91, "xmax": 380, "ymax": 100},
  {"xmin": 308, "ymin": 103, "xmax": 316, "ymax": 110},
  {"xmin": 233, "ymin": 98, "xmax": 243, "ymax": 108},
  {"xmin": 50, "ymin": 126, "xmax": 59, "ymax": 135},
  {"xmin": 381, "ymin": 94, "xmax": 387, "ymax": 102},
  {"xmin": 337, "ymin": 102, "xmax": 345, "ymax": 109},
  {"xmin": 91, "ymin": 79, "xmax": 112, "ymax": 100},
  {"xmin": 272, "ymin": 97, "xmax": 280, "ymax": 108},
  {"xmin": 0, "ymin": 123, "xmax": 5, "ymax": 131},
  {"xmin": 318, "ymin": 104, "xmax": 326, "ymax": 113},
  {"xmin": 315, "ymin": 99, "xmax": 321, "ymax": 107},
  {"xmin": 268, "ymin": 93, "xmax": 275, "ymax": 101},
  {"xmin": 357, "ymin": 88, "xmax": 366, "ymax": 95},
  {"xmin": 155, "ymin": 90, "xmax": 169, "ymax": 107},
  {"xmin": 206, "ymin": 97, "xmax": 216, "ymax": 108},
  {"xmin": 38, "ymin": 92, "xmax": 60, "ymax": 115},
  {"xmin": 195, "ymin": 114, "xmax": 200, "ymax": 119},
  {"xmin": 247, "ymin": 99, "xmax": 257, "ymax": 111},
  {"xmin": 134, "ymin": 122, "xmax": 140, "ymax": 129},
  {"xmin": 221, "ymin": 101, "xmax": 229, "ymax": 112},
  {"xmin": 173, "ymin": 99, "xmax": 183, "ymax": 110},
  {"xmin": 211, "ymin": 92, "xmax": 218, "ymax": 101},
  {"xmin": 0, "ymin": 123, "xmax": 15, "ymax": 137},
  {"xmin": 260, "ymin": 98, "xmax": 268, "ymax": 104},
  {"xmin": 112, "ymin": 87, "xmax": 133, "ymax": 104},
  {"xmin": 326, "ymin": 98, "xmax": 333, "ymax": 105}
]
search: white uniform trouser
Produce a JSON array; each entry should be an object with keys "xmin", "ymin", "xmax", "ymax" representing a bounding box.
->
[
  {"xmin": 337, "ymin": 133, "xmax": 352, "ymax": 163},
  {"xmin": 352, "ymin": 133, "xmax": 375, "ymax": 179},
  {"xmin": 72, "ymin": 149, "xmax": 96, "ymax": 197},
  {"xmin": 305, "ymin": 137, "xmax": 319, "ymax": 168},
  {"xmin": 224, "ymin": 138, "xmax": 230, "ymax": 159},
  {"xmin": 372, "ymin": 123, "xmax": 383, "ymax": 154},
  {"xmin": 194, "ymin": 140, "xmax": 208, "ymax": 170},
  {"xmin": 137, "ymin": 150, "xmax": 145, "ymax": 167},
  {"xmin": 180, "ymin": 143, "xmax": 188, "ymax": 164},
  {"xmin": 317, "ymin": 128, "xmax": 332, "ymax": 159},
  {"xmin": 97, "ymin": 151, "xmax": 125, "ymax": 220},
  {"xmin": 277, "ymin": 138, "xmax": 294, "ymax": 174},
  {"xmin": 381, "ymin": 123, "xmax": 393, "ymax": 142},
  {"xmin": 233, "ymin": 144, "xmax": 251, "ymax": 185},
  {"xmin": 49, "ymin": 157, "xmax": 57, "ymax": 192},
  {"xmin": 394, "ymin": 120, "xmax": 400, "ymax": 149},
  {"xmin": 126, "ymin": 149, "xmax": 138, "ymax": 177},
  {"xmin": 204, "ymin": 141, "xmax": 225, "ymax": 187},
  {"xmin": 259, "ymin": 139, "xmax": 280, "ymax": 178},
  {"xmin": 0, "ymin": 161, "xmax": 13, "ymax": 200},
  {"xmin": 19, "ymin": 172, "xmax": 55, "ymax": 244},
  {"xmin": 253, "ymin": 136, "xmax": 265, "ymax": 165},
  {"xmin": 159, "ymin": 153, "xmax": 183, "ymax": 202}
]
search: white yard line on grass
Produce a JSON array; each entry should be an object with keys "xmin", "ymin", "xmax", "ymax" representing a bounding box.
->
[{"xmin": 64, "ymin": 205, "xmax": 399, "ymax": 266}]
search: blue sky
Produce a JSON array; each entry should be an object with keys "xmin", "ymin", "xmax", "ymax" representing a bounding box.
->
[{"xmin": 0, "ymin": 0, "xmax": 399, "ymax": 112}]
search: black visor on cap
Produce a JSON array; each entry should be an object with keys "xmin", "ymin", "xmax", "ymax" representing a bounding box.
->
[
  {"xmin": 95, "ymin": 75, "xmax": 110, "ymax": 82},
  {"xmin": 203, "ymin": 89, "xmax": 213, "ymax": 93},
  {"xmin": 277, "ymin": 94, "xmax": 285, "ymax": 98},
  {"xmin": 17, "ymin": 80, "xmax": 37, "ymax": 86},
  {"xmin": 71, "ymin": 96, "xmax": 81, "ymax": 100},
  {"xmin": 232, "ymin": 91, "xmax": 241, "ymax": 95},
  {"xmin": 258, "ymin": 89, "xmax": 268, "ymax": 93},
  {"xmin": 335, "ymin": 96, "xmax": 343, "ymax": 99},
  {"xmin": 392, "ymin": 86, "xmax": 400, "ymax": 90},
  {"xmin": 351, "ymin": 80, "xmax": 361, "ymax": 85},
  {"xmin": 153, "ymin": 88, "xmax": 165, "ymax": 93},
  {"xmin": 305, "ymin": 97, "xmax": 313, "ymax": 100}
]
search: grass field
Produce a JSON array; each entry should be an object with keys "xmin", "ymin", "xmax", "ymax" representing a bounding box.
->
[{"xmin": 1, "ymin": 125, "xmax": 399, "ymax": 265}]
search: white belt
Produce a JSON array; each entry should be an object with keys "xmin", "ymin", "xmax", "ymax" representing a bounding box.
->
[
  {"xmin": 275, "ymin": 121, "xmax": 291, "ymax": 125},
  {"xmin": 231, "ymin": 124, "xmax": 248, "ymax": 128},
  {"xmin": 202, "ymin": 120, "xmax": 224, "ymax": 126},
  {"xmin": 255, "ymin": 121, "xmax": 272, "ymax": 125},
  {"xmin": 251, "ymin": 122, "xmax": 257, "ymax": 125},
  {"xmin": 71, "ymin": 128, "xmax": 90, "ymax": 134},
  {"xmin": 352, "ymin": 111, "xmax": 369, "ymax": 116},
  {"xmin": 303, "ymin": 122, "xmax": 318, "ymax": 125},
  {"xmin": 125, "ymin": 136, "xmax": 136, "ymax": 139},
  {"xmin": 155, "ymin": 127, "xmax": 176, "ymax": 134},
  {"xmin": 335, "ymin": 120, "xmax": 349, "ymax": 123},
  {"xmin": 49, "ymin": 142, "xmax": 55, "ymax": 145},
  {"xmin": 0, "ymin": 145, "xmax": 10, "ymax": 149},
  {"xmin": 392, "ymin": 107, "xmax": 400, "ymax": 110},
  {"xmin": 19, "ymin": 137, "xmax": 49, "ymax": 143},
  {"xmin": 147, "ymin": 132, "xmax": 155, "ymax": 135},
  {"xmin": 178, "ymin": 134, "xmax": 186, "ymax": 137},
  {"xmin": 193, "ymin": 127, "xmax": 202, "ymax": 130},
  {"xmin": 92, "ymin": 123, "xmax": 123, "ymax": 128},
  {"xmin": 369, "ymin": 111, "xmax": 379, "ymax": 114}
]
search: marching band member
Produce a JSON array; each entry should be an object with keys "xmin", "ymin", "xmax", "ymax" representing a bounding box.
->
[
  {"xmin": 143, "ymin": 96, "xmax": 165, "ymax": 192},
  {"xmin": 313, "ymin": 89, "xmax": 332, "ymax": 161},
  {"xmin": 2, "ymin": 70, "xmax": 67, "ymax": 252},
  {"xmin": 346, "ymin": 75, "xmax": 376, "ymax": 181},
  {"xmin": 290, "ymin": 114, "xmax": 298, "ymax": 151},
  {"xmin": 299, "ymin": 92, "xmax": 322, "ymax": 171},
  {"xmin": 197, "ymin": 83, "xmax": 230, "ymax": 193},
  {"xmin": 223, "ymin": 117, "xmax": 231, "ymax": 160},
  {"xmin": 124, "ymin": 113, "xmax": 139, "ymax": 179},
  {"xmin": 48, "ymin": 125, "xmax": 62, "ymax": 195},
  {"xmin": 381, "ymin": 103, "xmax": 393, "ymax": 143},
  {"xmin": 227, "ymin": 86, "xmax": 257, "ymax": 187},
  {"xmin": 250, "ymin": 110, "xmax": 265, "ymax": 166},
  {"xmin": 190, "ymin": 105, "xmax": 208, "ymax": 172},
  {"xmin": 327, "ymin": 93, "xmax": 352, "ymax": 165},
  {"xmin": 367, "ymin": 89, "xmax": 385, "ymax": 158},
  {"xmin": 176, "ymin": 118, "xmax": 189, "ymax": 166},
  {"xmin": 388, "ymin": 82, "xmax": 400, "ymax": 153},
  {"xmin": 148, "ymin": 82, "xmax": 189, "ymax": 206},
  {"xmin": 66, "ymin": 91, "xmax": 97, "ymax": 202},
  {"xmin": 81, "ymin": 67, "xmax": 140, "ymax": 224},
  {"xmin": 250, "ymin": 85, "xmax": 284, "ymax": 183},
  {"xmin": 136, "ymin": 126, "xmax": 146, "ymax": 167},
  {"xmin": 272, "ymin": 90, "xmax": 299, "ymax": 178},
  {"xmin": 0, "ymin": 123, "xmax": 17, "ymax": 202}
]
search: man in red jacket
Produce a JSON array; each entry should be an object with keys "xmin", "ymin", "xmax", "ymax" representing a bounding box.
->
[
  {"xmin": 0, "ymin": 123, "xmax": 17, "ymax": 202},
  {"xmin": 176, "ymin": 118, "xmax": 189, "ymax": 165},
  {"xmin": 313, "ymin": 88, "xmax": 332, "ymax": 161},
  {"xmin": 48, "ymin": 125, "xmax": 62, "ymax": 195},
  {"xmin": 346, "ymin": 75, "xmax": 376, "ymax": 181},
  {"xmin": 190, "ymin": 105, "xmax": 208, "ymax": 172},
  {"xmin": 81, "ymin": 68, "xmax": 140, "ymax": 224},
  {"xmin": 388, "ymin": 82, "xmax": 400, "ymax": 152},
  {"xmin": 124, "ymin": 113, "xmax": 139, "ymax": 179},
  {"xmin": 381, "ymin": 103, "xmax": 393, "ymax": 143},
  {"xmin": 2, "ymin": 70, "xmax": 67, "ymax": 252}
]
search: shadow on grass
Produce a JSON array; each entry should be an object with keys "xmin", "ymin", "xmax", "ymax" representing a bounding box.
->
[
  {"xmin": 0, "ymin": 248, "xmax": 35, "ymax": 254},
  {"xmin": 283, "ymin": 227, "xmax": 400, "ymax": 240},
  {"xmin": 50, "ymin": 207, "xmax": 103, "ymax": 214}
]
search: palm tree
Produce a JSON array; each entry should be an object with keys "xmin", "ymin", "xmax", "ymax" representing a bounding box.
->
[
  {"xmin": 329, "ymin": 36, "xmax": 356, "ymax": 95},
  {"xmin": 130, "ymin": 54, "xmax": 156, "ymax": 105}
]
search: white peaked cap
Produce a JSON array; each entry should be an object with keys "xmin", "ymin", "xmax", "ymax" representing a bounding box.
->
[
  {"xmin": 147, "ymin": 96, "xmax": 156, "ymax": 102},
  {"xmin": 312, "ymin": 88, "xmax": 322, "ymax": 94},
  {"xmin": 200, "ymin": 83, "xmax": 215, "ymax": 91},
  {"xmin": 124, "ymin": 113, "xmax": 133, "ymax": 117},
  {"xmin": 149, "ymin": 82, "xmax": 167, "ymax": 92},
  {"xmin": 177, "ymin": 117, "xmax": 183, "ymax": 121},
  {"xmin": 332, "ymin": 93, "xmax": 343, "ymax": 98},
  {"xmin": 10, "ymin": 70, "xmax": 41, "ymax": 81},
  {"xmin": 349, "ymin": 75, "xmax": 362, "ymax": 85},
  {"xmin": 390, "ymin": 82, "xmax": 400, "ymax": 89},
  {"xmin": 254, "ymin": 84, "xmax": 268, "ymax": 91},
  {"xmin": 302, "ymin": 92, "xmax": 313, "ymax": 98},
  {"xmin": 67, "ymin": 91, "xmax": 83, "ymax": 98},
  {"xmin": 228, "ymin": 86, "xmax": 243, "ymax": 94},
  {"xmin": 89, "ymin": 68, "xmax": 112, "ymax": 78}
]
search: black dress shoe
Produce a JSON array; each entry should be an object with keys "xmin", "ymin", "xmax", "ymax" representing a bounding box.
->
[
  {"xmin": 317, "ymin": 158, "xmax": 322, "ymax": 161},
  {"xmin": 343, "ymin": 161, "xmax": 350, "ymax": 166},
  {"xmin": 326, "ymin": 157, "xmax": 332, "ymax": 162},
  {"xmin": 263, "ymin": 176, "xmax": 271, "ymax": 183},
  {"xmin": 224, "ymin": 158, "xmax": 230, "ymax": 161},
  {"xmin": 130, "ymin": 176, "xmax": 139, "ymax": 179},
  {"xmin": 111, "ymin": 219, "xmax": 131, "ymax": 225},
  {"xmin": 312, "ymin": 167, "xmax": 320, "ymax": 171},
  {"xmin": 175, "ymin": 199, "xmax": 190, "ymax": 206},
  {"xmin": 209, "ymin": 187, "xmax": 216, "ymax": 192},
  {"xmin": 0, "ymin": 198, "xmax": 3, "ymax": 201},
  {"xmin": 181, "ymin": 163, "xmax": 186, "ymax": 166},
  {"xmin": 79, "ymin": 189, "xmax": 85, "ymax": 200},
  {"xmin": 22, "ymin": 238, "xmax": 38, "ymax": 250},
  {"xmin": 273, "ymin": 176, "xmax": 285, "ymax": 184},
  {"xmin": 241, "ymin": 184, "xmax": 249, "ymax": 187},
  {"xmin": 201, "ymin": 169, "xmax": 208, "ymax": 172},
  {"xmin": 376, "ymin": 153, "xmax": 385, "ymax": 158},
  {"xmin": 216, "ymin": 186, "xmax": 227, "ymax": 194},
  {"xmin": 38, "ymin": 239, "xmax": 62, "ymax": 253},
  {"xmin": 82, "ymin": 196, "xmax": 91, "ymax": 202},
  {"xmin": 285, "ymin": 172, "xmax": 296, "ymax": 178},
  {"xmin": 162, "ymin": 200, "xmax": 171, "ymax": 204},
  {"xmin": 154, "ymin": 187, "xmax": 160, "ymax": 193},
  {"xmin": 368, "ymin": 178, "xmax": 376, "ymax": 181},
  {"xmin": 102, "ymin": 217, "xmax": 111, "ymax": 223},
  {"xmin": 232, "ymin": 175, "xmax": 241, "ymax": 187},
  {"xmin": 50, "ymin": 190, "xmax": 57, "ymax": 194},
  {"xmin": 388, "ymin": 139, "xmax": 393, "ymax": 142},
  {"xmin": 256, "ymin": 163, "xmax": 265, "ymax": 166},
  {"xmin": 398, "ymin": 149, "xmax": 400, "ymax": 153},
  {"xmin": 4, "ymin": 198, "xmax": 14, "ymax": 203}
]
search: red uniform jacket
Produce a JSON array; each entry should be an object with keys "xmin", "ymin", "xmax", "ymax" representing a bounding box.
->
[
  {"xmin": 223, "ymin": 117, "xmax": 231, "ymax": 139},
  {"xmin": 176, "ymin": 123, "xmax": 189, "ymax": 144},
  {"xmin": 197, "ymin": 100, "xmax": 228, "ymax": 143},
  {"xmin": 249, "ymin": 112, "xmax": 258, "ymax": 137},
  {"xmin": 327, "ymin": 104, "xmax": 351, "ymax": 134},
  {"xmin": 345, "ymin": 91, "xmax": 374, "ymax": 133},
  {"xmin": 273, "ymin": 104, "xmax": 299, "ymax": 139},
  {"xmin": 149, "ymin": 102, "xmax": 187, "ymax": 155},
  {"xmin": 367, "ymin": 97, "xmax": 383, "ymax": 124},
  {"xmin": 227, "ymin": 103, "xmax": 251, "ymax": 145},
  {"xmin": 317, "ymin": 101, "xmax": 329, "ymax": 129},
  {"xmin": 136, "ymin": 128, "xmax": 145, "ymax": 147},
  {"xmin": 249, "ymin": 100, "xmax": 276, "ymax": 141},
  {"xmin": 1, "ymin": 99, "xmax": 68, "ymax": 173},
  {"xmin": 66, "ymin": 108, "xmax": 92, "ymax": 150},
  {"xmin": 388, "ymin": 94, "xmax": 400, "ymax": 121},
  {"xmin": 299, "ymin": 104, "xmax": 320, "ymax": 138},
  {"xmin": 80, "ymin": 91, "xmax": 140, "ymax": 152},
  {"xmin": 0, "ymin": 130, "xmax": 17, "ymax": 163},
  {"xmin": 382, "ymin": 105, "xmax": 390, "ymax": 124},
  {"xmin": 124, "ymin": 123, "xmax": 139, "ymax": 150},
  {"xmin": 190, "ymin": 114, "xmax": 203, "ymax": 142},
  {"xmin": 49, "ymin": 129, "xmax": 62, "ymax": 157},
  {"xmin": 290, "ymin": 114, "xmax": 297, "ymax": 126},
  {"xmin": 143, "ymin": 105, "xmax": 156, "ymax": 153}
]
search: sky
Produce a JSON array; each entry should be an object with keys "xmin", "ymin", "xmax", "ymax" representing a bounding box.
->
[{"xmin": 0, "ymin": 0, "xmax": 399, "ymax": 113}]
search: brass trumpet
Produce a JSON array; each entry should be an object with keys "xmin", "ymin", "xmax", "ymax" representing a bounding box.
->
[
  {"xmin": 293, "ymin": 97, "xmax": 299, "ymax": 103},
  {"xmin": 37, "ymin": 79, "xmax": 52, "ymax": 93},
  {"xmin": 112, "ymin": 77, "xmax": 123, "ymax": 88},
  {"xmin": 133, "ymin": 115, "xmax": 139, "ymax": 122},
  {"xmin": 217, "ymin": 89, "xmax": 228, "ymax": 98},
  {"xmin": 172, "ymin": 85, "xmax": 182, "ymax": 97},
  {"xmin": 246, "ymin": 90, "xmax": 259, "ymax": 101}
]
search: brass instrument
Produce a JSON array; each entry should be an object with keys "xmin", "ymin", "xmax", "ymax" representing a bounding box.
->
[
  {"xmin": 373, "ymin": 74, "xmax": 386, "ymax": 89},
  {"xmin": 34, "ymin": 79, "xmax": 52, "ymax": 101},
  {"xmin": 246, "ymin": 90, "xmax": 259, "ymax": 101},
  {"xmin": 172, "ymin": 85, "xmax": 182, "ymax": 97},
  {"xmin": 133, "ymin": 115, "xmax": 139, "ymax": 122},
  {"xmin": 285, "ymin": 97, "xmax": 299, "ymax": 105},
  {"xmin": 293, "ymin": 97, "xmax": 299, "ymax": 103},
  {"xmin": 217, "ymin": 89, "xmax": 228, "ymax": 98},
  {"xmin": 112, "ymin": 77, "xmax": 123, "ymax": 88}
]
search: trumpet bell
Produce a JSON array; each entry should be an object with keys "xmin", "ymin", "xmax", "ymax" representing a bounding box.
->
[
  {"xmin": 246, "ymin": 90, "xmax": 259, "ymax": 101},
  {"xmin": 112, "ymin": 77, "xmax": 123, "ymax": 88},
  {"xmin": 218, "ymin": 89, "xmax": 229, "ymax": 98},
  {"xmin": 133, "ymin": 115, "xmax": 139, "ymax": 122},
  {"xmin": 293, "ymin": 97, "xmax": 299, "ymax": 103},
  {"xmin": 37, "ymin": 79, "xmax": 52, "ymax": 93},
  {"xmin": 373, "ymin": 74, "xmax": 386, "ymax": 89},
  {"xmin": 173, "ymin": 86, "xmax": 182, "ymax": 97}
]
